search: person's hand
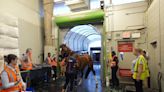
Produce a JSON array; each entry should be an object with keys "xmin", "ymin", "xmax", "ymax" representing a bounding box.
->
[
  {"xmin": 136, "ymin": 77, "xmax": 140, "ymax": 81},
  {"xmin": 14, "ymin": 79, "xmax": 21, "ymax": 86},
  {"xmin": 33, "ymin": 64, "xmax": 35, "ymax": 67},
  {"xmin": 22, "ymin": 83, "xmax": 26, "ymax": 91}
]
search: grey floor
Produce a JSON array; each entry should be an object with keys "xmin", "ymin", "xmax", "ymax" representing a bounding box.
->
[
  {"xmin": 34, "ymin": 63, "xmax": 126, "ymax": 92},
  {"xmin": 77, "ymin": 63, "xmax": 102, "ymax": 92}
]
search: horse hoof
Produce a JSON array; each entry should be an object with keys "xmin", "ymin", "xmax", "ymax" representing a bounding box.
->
[
  {"xmin": 96, "ymin": 84, "xmax": 98, "ymax": 88},
  {"xmin": 78, "ymin": 79, "xmax": 82, "ymax": 85},
  {"xmin": 96, "ymin": 81, "xmax": 98, "ymax": 85}
]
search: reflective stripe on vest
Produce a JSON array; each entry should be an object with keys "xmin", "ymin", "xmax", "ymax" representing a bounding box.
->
[
  {"xmin": 1, "ymin": 65, "xmax": 23, "ymax": 92},
  {"xmin": 132, "ymin": 55, "xmax": 150, "ymax": 80}
]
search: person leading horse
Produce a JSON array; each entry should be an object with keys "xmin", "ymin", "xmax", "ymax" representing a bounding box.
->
[{"xmin": 60, "ymin": 44, "xmax": 98, "ymax": 85}]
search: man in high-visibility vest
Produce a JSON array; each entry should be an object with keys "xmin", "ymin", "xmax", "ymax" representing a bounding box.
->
[
  {"xmin": 51, "ymin": 57, "xmax": 58, "ymax": 80},
  {"xmin": 142, "ymin": 50, "xmax": 150, "ymax": 88},
  {"xmin": 132, "ymin": 48, "xmax": 150, "ymax": 92},
  {"xmin": 21, "ymin": 48, "xmax": 33, "ymax": 71},
  {"xmin": 45, "ymin": 52, "xmax": 52, "ymax": 65}
]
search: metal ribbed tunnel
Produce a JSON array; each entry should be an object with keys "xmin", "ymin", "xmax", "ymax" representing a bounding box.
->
[{"xmin": 64, "ymin": 25, "xmax": 101, "ymax": 51}]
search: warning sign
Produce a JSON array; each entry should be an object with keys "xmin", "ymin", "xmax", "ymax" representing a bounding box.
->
[{"xmin": 118, "ymin": 42, "xmax": 133, "ymax": 52}]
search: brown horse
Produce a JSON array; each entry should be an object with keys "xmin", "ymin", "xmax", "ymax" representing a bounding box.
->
[{"xmin": 60, "ymin": 44, "xmax": 98, "ymax": 85}]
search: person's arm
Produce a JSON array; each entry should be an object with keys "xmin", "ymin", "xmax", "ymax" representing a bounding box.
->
[
  {"xmin": 1, "ymin": 71, "xmax": 16, "ymax": 89},
  {"xmin": 19, "ymin": 73, "xmax": 26, "ymax": 90},
  {"xmin": 47, "ymin": 58, "xmax": 52, "ymax": 65},
  {"xmin": 27, "ymin": 56, "xmax": 36, "ymax": 67}
]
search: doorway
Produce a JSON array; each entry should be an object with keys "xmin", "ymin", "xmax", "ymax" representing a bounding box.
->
[{"xmin": 63, "ymin": 25, "xmax": 103, "ymax": 92}]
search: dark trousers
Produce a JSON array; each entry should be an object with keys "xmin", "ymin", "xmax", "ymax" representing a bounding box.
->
[
  {"xmin": 64, "ymin": 72, "xmax": 75, "ymax": 91},
  {"xmin": 111, "ymin": 66, "xmax": 119, "ymax": 87},
  {"xmin": 148, "ymin": 76, "xmax": 150, "ymax": 88},
  {"xmin": 134, "ymin": 79, "xmax": 143, "ymax": 92},
  {"xmin": 85, "ymin": 67, "xmax": 96, "ymax": 79},
  {"xmin": 52, "ymin": 66, "xmax": 57, "ymax": 79}
]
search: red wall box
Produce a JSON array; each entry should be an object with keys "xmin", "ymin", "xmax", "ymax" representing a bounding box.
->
[{"xmin": 118, "ymin": 42, "xmax": 133, "ymax": 52}]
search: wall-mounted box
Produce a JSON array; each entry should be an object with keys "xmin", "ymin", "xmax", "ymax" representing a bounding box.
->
[
  {"xmin": 107, "ymin": 32, "xmax": 112, "ymax": 40},
  {"xmin": 122, "ymin": 32, "xmax": 131, "ymax": 39},
  {"xmin": 132, "ymin": 32, "xmax": 141, "ymax": 38},
  {"xmin": 114, "ymin": 33, "xmax": 122, "ymax": 40}
]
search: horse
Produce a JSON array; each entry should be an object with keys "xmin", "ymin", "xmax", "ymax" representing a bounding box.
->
[{"xmin": 59, "ymin": 44, "xmax": 98, "ymax": 85}]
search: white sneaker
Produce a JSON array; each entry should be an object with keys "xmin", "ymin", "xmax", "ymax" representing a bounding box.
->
[
  {"xmin": 96, "ymin": 81, "xmax": 98, "ymax": 85},
  {"xmin": 78, "ymin": 79, "xmax": 82, "ymax": 85}
]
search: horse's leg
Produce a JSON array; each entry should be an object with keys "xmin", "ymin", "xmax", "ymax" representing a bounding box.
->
[
  {"xmin": 78, "ymin": 70, "xmax": 83, "ymax": 85},
  {"xmin": 93, "ymin": 69, "xmax": 98, "ymax": 85},
  {"xmin": 81, "ymin": 70, "xmax": 84, "ymax": 78},
  {"xmin": 85, "ymin": 66, "xmax": 91, "ymax": 79},
  {"xmin": 74, "ymin": 70, "xmax": 78, "ymax": 86},
  {"xmin": 90, "ymin": 65, "xmax": 98, "ymax": 85}
]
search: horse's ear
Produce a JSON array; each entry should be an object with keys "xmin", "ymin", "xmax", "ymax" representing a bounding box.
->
[{"xmin": 60, "ymin": 44, "xmax": 65, "ymax": 48}]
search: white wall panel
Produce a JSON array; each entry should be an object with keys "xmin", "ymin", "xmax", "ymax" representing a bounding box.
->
[
  {"xmin": 160, "ymin": 0, "xmax": 164, "ymax": 91},
  {"xmin": 107, "ymin": 1, "xmax": 147, "ymax": 31},
  {"xmin": 0, "ymin": 13, "xmax": 19, "ymax": 73},
  {"xmin": 0, "ymin": 23, "xmax": 19, "ymax": 38},
  {"xmin": 0, "ymin": 35, "xmax": 18, "ymax": 49},
  {"xmin": 0, "ymin": 13, "xmax": 18, "ymax": 27},
  {"xmin": 147, "ymin": 0, "xmax": 161, "ymax": 89}
]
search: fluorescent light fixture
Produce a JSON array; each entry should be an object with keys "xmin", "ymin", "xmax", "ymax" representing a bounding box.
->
[
  {"xmin": 54, "ymin": 0, "xmax": 64, "ymax": 2},
  {"xmin": 112, "ymin": 0, "xmax": 145, "ymax": 5},
  {"xmin": 53, "ymin": 3, "xmax": 71, "ymax": 15}
]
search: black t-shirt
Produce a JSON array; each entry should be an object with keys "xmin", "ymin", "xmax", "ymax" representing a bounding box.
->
[
  {"xmin": 66, "ymin": 57, "xmax": 76, "ymax": 73},
  {"xmin": 112, "ymin": 55, "xmax": 119, "ymax": 67}
]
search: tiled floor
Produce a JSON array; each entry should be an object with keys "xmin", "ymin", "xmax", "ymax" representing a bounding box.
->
[
  {"xmin": 77, "ymin": 63, "xmax": 102, "ymax": 92},
  {"xmin": 35, "ymin": 77, "xmax": 65, "ymax": 92},
  {"xmin": 34, "ymin": 62, "xmax": 123, "ymax": 92}
]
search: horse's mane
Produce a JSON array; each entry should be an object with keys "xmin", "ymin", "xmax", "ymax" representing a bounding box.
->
[
  {"xmin": 60, "ymin": 44, "xmax": 75, "ymax": 55},
  {"xmin": 60, "ymin": 44, "xmax": 91, "ymax": 61}
]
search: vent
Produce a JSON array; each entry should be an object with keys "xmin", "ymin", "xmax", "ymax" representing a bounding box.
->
[
  {"xmin": 116, "ymin": 33, "xmax": 121, "ymax": 37},
  {"xmin": 115, "ymin": 33, "xmax": 122, "ymax": 40}
]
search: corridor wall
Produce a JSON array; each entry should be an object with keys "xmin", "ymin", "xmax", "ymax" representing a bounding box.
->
[
  {"xmin": 0, "ymin": 14, "xmax": 19, "ymax": 73},
  {"xmin": 106, "ymin": 1, "xmax": 147, "ymax": 32},
  {"xmin": 107, "ymin": 29, "xmax": 147, "ymax": 69},
  {"xmin": 146, "ymin": 0, "xmax": 164, "ymax": 90},
  {"xmin": 160, "ymin": 0, "xmax": 164, "ymax": 91},
  {"xmin": 105, "ymin": 1, "xmax": 148, "ymax": 69},
  {"xmin": 0, "ymin": 0, "xmax": 44, "ymax": 64}
]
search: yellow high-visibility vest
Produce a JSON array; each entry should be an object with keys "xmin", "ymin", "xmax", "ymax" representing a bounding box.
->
[
  {"xmin": 132, "ymin": 55, "xmax": 150, "ymax": 80},
  {"xmin": 108, "ymin": 53, "xmax": 112, "ymax": 61}
]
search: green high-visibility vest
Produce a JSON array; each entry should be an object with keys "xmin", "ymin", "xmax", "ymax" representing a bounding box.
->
[{"xmin": 132, "ymin": 55, "xmax": 150, "ymax": 80}]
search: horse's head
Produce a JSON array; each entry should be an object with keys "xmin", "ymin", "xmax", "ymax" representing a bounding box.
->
[
  {"xmin": 59, "ymin": 44, "xmax": 72, "ymax": 58},
  {"xmin": 60, "ymin": 44, "xmax": 66, "ymax": 51}
]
